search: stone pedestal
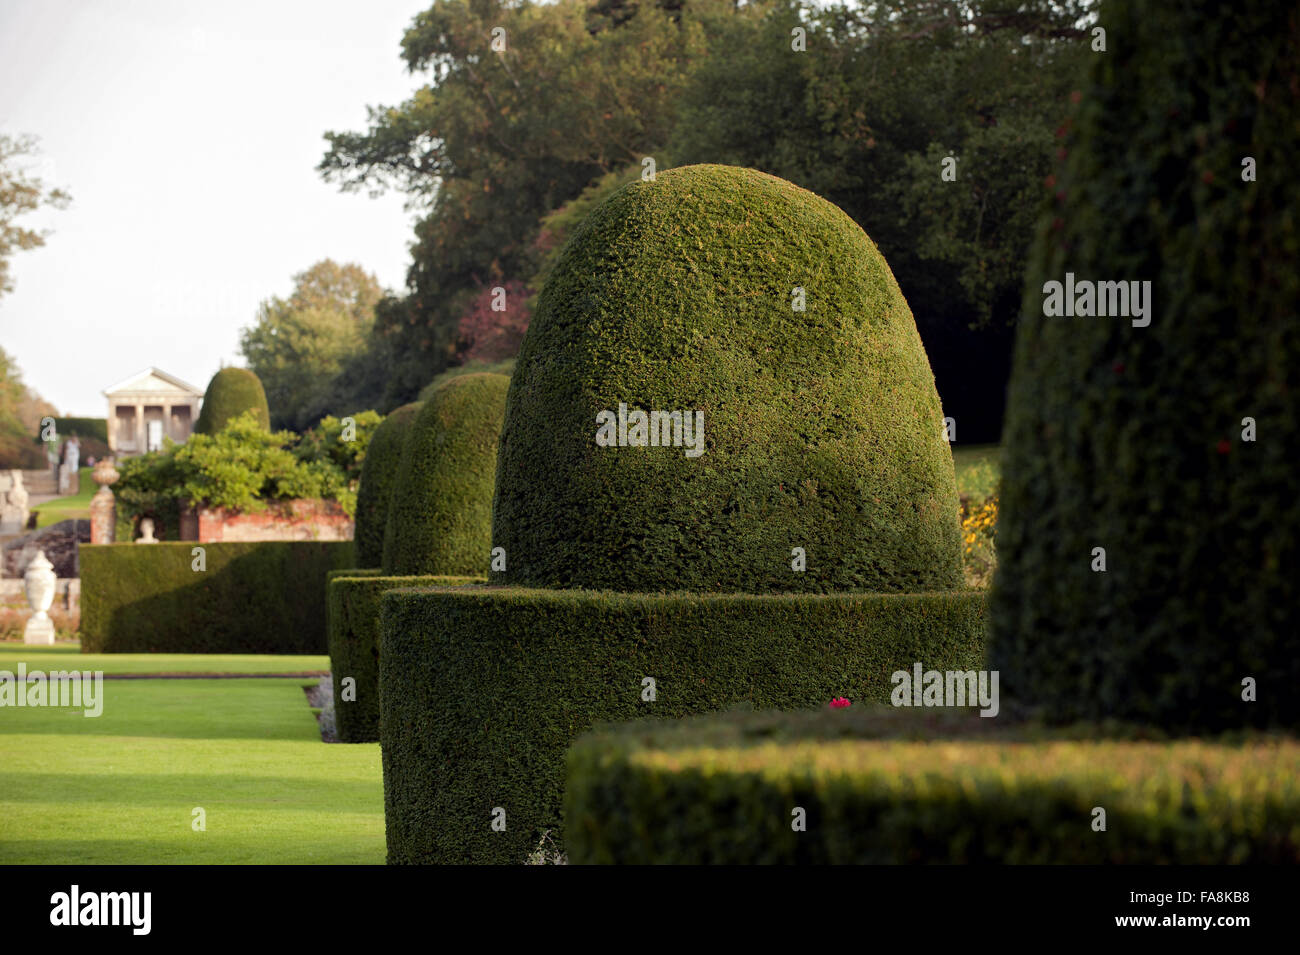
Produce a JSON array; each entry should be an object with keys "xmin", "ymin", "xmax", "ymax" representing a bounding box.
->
[
  {"xmin": 23, "ymin": 615, "xmax": 55, "ymax": 645},
  {"xmin": 89, "ymin": 458, "xmax": 120, "ymax": 545}
]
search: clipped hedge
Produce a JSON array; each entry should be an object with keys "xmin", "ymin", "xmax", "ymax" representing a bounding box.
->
[
  {"xmin": 382, "ymin": 373, "xmax": 509, "ymax": 576},
  {"xmin": 494, "ymin": 163, "xmax": 962, "ymax": 594},
  {"xmin": 353, "ymin": 403, "xmax": 421, "ymax": 568},
  {"xmin": 566, "ymin": 708, "xmax": 1300, "ymax": 864},
  {"xmin": 81, "ymin": 541, "xmax": 355, "ymax": 653},
  {"xmin": 327, "ymin": 572, "xmax": 482, "ymax": 742},
  {"xmin": 989, "ymin": 1, "xmax": 1300, "ymax": 731},
  {"xmin": 194, "ymin": 367, "xmax": 270, "ymax": 435},
  {"xmin": 380, "ymin": 585, "xmax": 986, "ymax": 864},
  {"xmin": 49, "ymin": 416, "xmax": 108, "ymax": 443}
]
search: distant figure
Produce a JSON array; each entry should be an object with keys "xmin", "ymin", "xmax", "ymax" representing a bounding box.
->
[
  {"xmin": 58, "ymin": 436, "xmax": 80, "ymax": 495},
  {"xmin": 47, "ymin": 439, "xmax": 59, "ymax": 481}
]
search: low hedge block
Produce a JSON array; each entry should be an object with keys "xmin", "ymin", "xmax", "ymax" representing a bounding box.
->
[
  {"xmin": 327, "ymin": 573, "xmax": 483, "ymax": 743},
  {"xmin": 379, "ymin": 586, "xmax": 986, "ymax": 864},
  {"xmin": 81, "ymin": 541, "xmax": 355, "ymax": 653},
  {"xmin": 565, "ymin": 708, "xmax": 1300, "ymax": 864}
]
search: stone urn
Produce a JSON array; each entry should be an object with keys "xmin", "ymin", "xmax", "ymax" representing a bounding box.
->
[
  {"xmin": 90, "ymin": 457, "xmax": 120, "ymax": 545},
  {"xmin": 23, "ymin": 549, "xmax": 57, "ymax": 645}
]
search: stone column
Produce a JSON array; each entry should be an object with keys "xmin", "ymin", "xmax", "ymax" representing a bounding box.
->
[
  {"xmin": 89, "ymin": 457, "xmax": 120, "ymax": 545},
  {"xmin": 135, "ymin": 401, "xmax": 144, "ymax": 451}
]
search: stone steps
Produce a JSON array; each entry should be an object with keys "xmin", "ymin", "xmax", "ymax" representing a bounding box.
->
[{"xmin": 21, "ymin": 470, "xmax": 58, "ymax": 496}]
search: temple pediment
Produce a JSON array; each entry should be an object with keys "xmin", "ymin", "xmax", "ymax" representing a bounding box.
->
[{"xmin": 103, "ymin": 367, "xmax": 203, "ymax": 398}]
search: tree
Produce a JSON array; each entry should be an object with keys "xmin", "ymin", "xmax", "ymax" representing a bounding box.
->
[
  {"xmin": 456, "ymin": 280, "xmax": 531, "ymax": 363},
  {"xmin": 0, "ymin": 346, "xmax": 57, "ymax": 468},
  {"xmin": 239, "ymin": 260, "xmax": 384, "ymax": 430},
  {"xmin": 668, "ymin": 0, "xmax": 1094, "ymax": 441},
  {"xmin": 319, "ymin": 0, "xmax": 722, "ymax": 407},
  {"xmin": 0, "ymin": 134, "xmax": 70, "ymax": 300}
]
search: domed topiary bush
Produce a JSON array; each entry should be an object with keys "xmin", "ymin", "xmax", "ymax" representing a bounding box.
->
[
  {"xmin": 194, "ymin": 367, "xmax": 270, "ymax": 435},
  {"xmin": 380, "ymin": 165, "xmax": 983, "ymax": 865},
  {"xmin": 989, "ymin": 0, "xmax": 1299, "ymax": 732},
  {"xmin": 382, "ymin": 373, "xmax": 510, "ymax": 576},
  {"xmin": 495, "ymin": 164, "xmax": 962, "ymax": 593},
  {"xmin": 353, "ymin": 402, "xmax": 421, "ymax": 569}
]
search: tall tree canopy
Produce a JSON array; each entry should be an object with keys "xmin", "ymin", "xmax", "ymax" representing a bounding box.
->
[
  {"xmin": 0, "ymin": 134, "xmax": 70, "ymax": 300},
  {"xmin": 0, "ymin": 347, "xmax": 59, "ymax": 468},
  {"xmin": 239, "ymin": 260, "xmax": 384, "ymax": 431},
  {"xmin": 321, "ymin": 0, "xmax": 1096, "ymax": 440},
  {"xmin": 320, "ymin": 0, "xmax": 726, "ymax": 405}
]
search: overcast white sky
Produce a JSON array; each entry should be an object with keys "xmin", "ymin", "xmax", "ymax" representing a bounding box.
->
[{"xmin": 0, "ymin": 0, "xmax": 430, "ymax": 415}]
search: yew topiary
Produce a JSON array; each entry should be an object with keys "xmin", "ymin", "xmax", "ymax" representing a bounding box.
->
[
  {"xmin": 194, "ymin": 367, "xmax": 270, "ymax": 435},
  {"xmin": 492, "ymin": 163, "xmax": 962, "ymax": 593},
  {"xmin": 353, "ymin": 402, "xmax": 421, "ymax": 569},
  {"xmin": 381, "ymin": 373, "xmax": 509, "ymax": 576},
  {"xmin": 989, "ymin": 0, "xmax": 1300, "ymax": 731}
]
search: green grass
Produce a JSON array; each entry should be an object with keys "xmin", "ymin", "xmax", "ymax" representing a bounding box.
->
[
  {"xmin": 33, "ymin": 467, "xmax": 95, "ymax": 528},
  {"xmin": 0, "ymin": 643, "xmax": 328, "ymax": 675},
  {"xmin": 0, "ymin": 675, "xmax": 383, "ymax": 864},
  {"xmin": 952, "ymin": 444, "xmax": 1000, "ymax": 501}
]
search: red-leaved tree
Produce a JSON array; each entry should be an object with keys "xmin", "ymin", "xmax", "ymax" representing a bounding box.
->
[{"xmin": 456, "ymin": 280, "xmax": 531, "ymax": 363}]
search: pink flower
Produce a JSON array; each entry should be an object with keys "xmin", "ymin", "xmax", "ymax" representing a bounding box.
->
[{"xmin": 828, "ymin": 697, "xmax": 851, "ymax": 709}]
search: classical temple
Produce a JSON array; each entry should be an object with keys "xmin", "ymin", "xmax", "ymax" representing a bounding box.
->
[{"xmin": 103, "ymin": 367, "xmax": 204, "ymax": 456}]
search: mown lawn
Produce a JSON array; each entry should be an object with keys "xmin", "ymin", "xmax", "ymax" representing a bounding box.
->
[
  {"xmin": 0, "ymin": 651, "xmax": 382, "ymax": 864},
  {"xmin": 0, "ymin": 643, "xmax": 329, "ymax": 675},
  {"xmin": 952, "ymin": 444, "xmax": 1000, "ymax": 501},
  {"xmin": 33, "ymin": 467, "xmax": 96, "ymax": 528}
]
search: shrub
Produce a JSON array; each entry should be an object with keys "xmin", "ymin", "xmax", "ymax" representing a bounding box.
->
[
  {"xmin": 565, "ymin": 708, "xmax": 1300, "ymax": 864},
  {"xmin": 173, "ymin": 412, "xmax": 342, "ymax": 514},
  {"xmin": 380, "ymin": 586, "xmax": 986, "ymax": 863},
  {"xmin": 989, "ymin": 1, "xmax": 1300, "ymax": 731},
  {"xmin": 115, "ymin": 409, "xmax": 372, "ymax": 529},
  {"xmin": 194, "ymin": 367, "xmax": 270, "ymax": 435},
  {"xmin": 352, "ymin": 404, "xmax": 420, "ymax": 568},
  {"xmin": 294, "ymin": 410, "xmax": 383, "ymax": 487},
  {"xmin": 81, "ymin": 541, "xmax": 355, "ymax": 652},
  {"xmin": 493, "ymin": 163, "xmax": 962, "ymax": 593},
  {"xmin": 326, "ymin": 572, "xmax": 482, "ymax": 742},
  {"xmin": 114, "ymin": 450, "xmax": 185, "ymax": 541},
  {"xmin": 382, "ymin": 373, "xmax": 509, "ymax": 576}
]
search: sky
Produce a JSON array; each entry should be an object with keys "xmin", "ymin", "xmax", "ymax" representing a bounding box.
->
[{"xmin": 0, "ymin": 0, "xmax": 431, "ymax": 416}]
